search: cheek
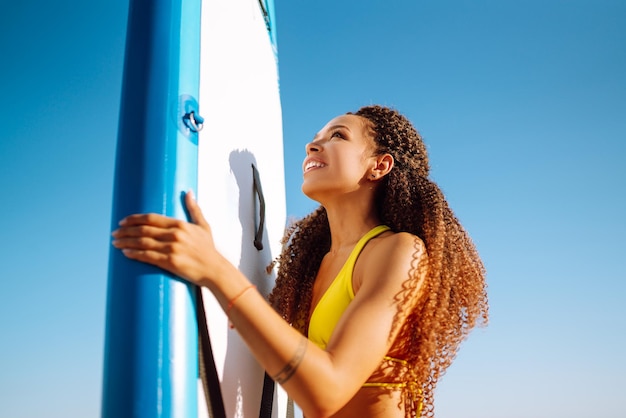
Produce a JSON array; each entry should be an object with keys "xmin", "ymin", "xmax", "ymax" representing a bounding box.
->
[{"xmin": 333, "ymin": 162, "xmax": 370, "ymax": 186}]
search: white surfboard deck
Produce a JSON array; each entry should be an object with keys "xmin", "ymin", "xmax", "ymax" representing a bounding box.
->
[{"xmin": 197, "ymin": 1, "xmax": 300, "ymax": 417}]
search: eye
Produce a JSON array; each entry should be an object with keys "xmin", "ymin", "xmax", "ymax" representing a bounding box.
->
[{"xmin": 330, "ymin": 130, "xmax": 345, "ymax": 140}]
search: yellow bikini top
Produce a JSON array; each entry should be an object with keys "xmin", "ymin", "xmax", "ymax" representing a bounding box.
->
[
  {"xmin": 306, "ymin": 225, "xmax": 423, "ymax": 413},
  {"xmin": 308, "ymin": 225, "xmax": 391, "ymax": 350}
]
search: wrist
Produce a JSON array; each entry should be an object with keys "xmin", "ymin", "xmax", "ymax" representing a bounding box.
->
[
  {"xmin": 199, "ymin": 253, "xmax": 232, "ymax": 289},
  {"xmin": 201, "ymin": 254, "xmax": 249, "ymax": 294}
]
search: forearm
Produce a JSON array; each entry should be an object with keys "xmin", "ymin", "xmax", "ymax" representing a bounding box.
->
[{"xmin": 205, "ymin": 263, "xmax": 353, "ymax": 417}]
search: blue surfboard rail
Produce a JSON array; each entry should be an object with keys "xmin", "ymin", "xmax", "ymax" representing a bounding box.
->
[
  {"xmin": 258, "ymin": 0, "xmax": 278, "ymax": 56},
  {"xmin": 102, "ymin": 0, "xmax": 202, "ymax": 416}
]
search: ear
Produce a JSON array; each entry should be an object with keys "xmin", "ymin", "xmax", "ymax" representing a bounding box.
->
[{"xmin": 369, "ymin": 153, "xmax": 394, "ymax": 181}]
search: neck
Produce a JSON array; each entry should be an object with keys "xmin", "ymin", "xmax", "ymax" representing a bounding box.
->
[{"xmin": 322, "ymin": 193, "xmax": 382, "ymax": 253}]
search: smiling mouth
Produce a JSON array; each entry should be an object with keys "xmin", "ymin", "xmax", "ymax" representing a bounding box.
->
[{"xmin": 304, "ymin": 160, "xmax": 326, "ymax": 172}]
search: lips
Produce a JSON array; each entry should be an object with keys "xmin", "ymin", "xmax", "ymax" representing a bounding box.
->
[{"xmin": 303, "ymin": 158, "xmax": 327, "ymax": 173}]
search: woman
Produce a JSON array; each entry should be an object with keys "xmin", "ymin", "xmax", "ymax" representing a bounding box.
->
[{"xmin": 112, "ymin": 105, "xmax": 488, "ymax": 418}]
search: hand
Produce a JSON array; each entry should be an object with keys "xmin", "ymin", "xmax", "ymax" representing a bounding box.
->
[{"xmin": 111, "ymin": 191, "xmax": 227, "ymax": 287}]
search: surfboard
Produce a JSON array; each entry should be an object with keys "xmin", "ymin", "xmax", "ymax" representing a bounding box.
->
[
  {"xmin": 103, "ymin": 0, "xmax": 293, "ymax": 417},
  {"xmin": 102, "ymin": 0, "xmax": 203, "ymax": 416},
  {"xmin": 196, "ymin": 0, "xmax": 291, "ymax": 417}
]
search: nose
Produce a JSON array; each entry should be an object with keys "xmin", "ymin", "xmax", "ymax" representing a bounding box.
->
[{"xmin": 305, "ymin": 140, "xmax": 322, "ymax": 155}]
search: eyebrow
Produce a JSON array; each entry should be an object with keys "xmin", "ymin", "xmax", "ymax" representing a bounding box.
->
[{"xmin": 312, "ymin": 124, "xmax": 351, "ymax": 140}]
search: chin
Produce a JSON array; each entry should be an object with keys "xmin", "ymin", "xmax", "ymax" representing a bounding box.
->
[
  {"xmin": 301, "ymin": 180, "xmax": 325, "ymax": 203},
  {"xmin": 301, "ymin": 183, "xmax": 317, "ymax": 200}
]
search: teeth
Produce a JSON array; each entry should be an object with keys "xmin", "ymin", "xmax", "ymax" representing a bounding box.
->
[{"xmin": 305, "ymin": 161, "xmax": 326, "ymax": 171}]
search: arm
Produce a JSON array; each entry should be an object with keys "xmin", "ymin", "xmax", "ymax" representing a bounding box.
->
[{"xmin": 112, "ymin": 193, "xmax": 426, "ymax": 417}]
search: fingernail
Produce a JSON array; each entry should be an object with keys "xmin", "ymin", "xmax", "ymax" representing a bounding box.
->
[{"xmin": 118, "ymin": 218, "xmax": 127, "ymax": 226}]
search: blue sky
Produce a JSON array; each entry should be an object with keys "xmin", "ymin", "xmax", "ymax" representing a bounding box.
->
[{"xmin": 1, "ymin": 0, "xmax": 625, "ymax": 417}]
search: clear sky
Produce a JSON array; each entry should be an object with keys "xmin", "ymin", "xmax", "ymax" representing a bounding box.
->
[{"xmin": 1, "ymin": 0, "xmax": 624, "ymax": 417}]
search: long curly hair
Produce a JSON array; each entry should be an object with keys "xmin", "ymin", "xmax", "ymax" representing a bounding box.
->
[{"xmin": 268, "ymin": 105, "xmax": 488, "ymax": 417}]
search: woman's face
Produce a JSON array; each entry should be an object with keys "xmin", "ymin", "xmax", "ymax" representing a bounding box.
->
[{"xmin": 301, "ymin": 114, "xmax": 378, "ymax": 201}]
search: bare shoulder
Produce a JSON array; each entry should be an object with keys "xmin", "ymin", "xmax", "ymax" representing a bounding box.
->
[
  {"xmin": 356, "ymin": 231, "xmax": 427, "ymax": 291},
  {"xmin": 369, "ymin": 231, "xmax": 426, "ymax": 265}
]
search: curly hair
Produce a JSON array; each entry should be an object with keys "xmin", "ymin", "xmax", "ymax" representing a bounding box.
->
[{"xmin": 268, "ymin": 105, "xmax": 488, "ymax": 417}]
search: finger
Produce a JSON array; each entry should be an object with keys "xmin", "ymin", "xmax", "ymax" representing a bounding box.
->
[
  {"xmin": 185, "ymin": 190, "xmax": 209, "ymax": 228},
  {"xmin": 119, "ymin": 213, "xmax": 182, "ymax": 228},
  {"xmin": 112, "ymin": 224, "xmax": 175, "ymax": 240},
  {"xmin": 112, "ymin": 235, "xmax": 172, "ymax": 251},
  {"xmin": 120, "ymin": 248, "xmax": 173, "ymax": 269},
  {"xmin": 120, "ymin": 247, "xmax": 191, "ymax": 281}
]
